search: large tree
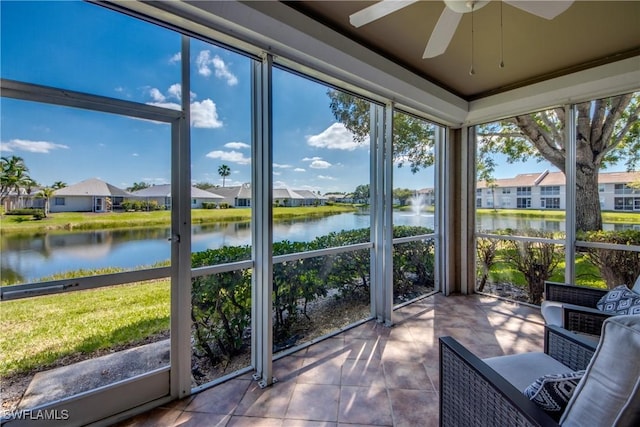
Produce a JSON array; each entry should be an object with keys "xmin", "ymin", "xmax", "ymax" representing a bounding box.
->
[
  {"xmin": 328, "ymin": 90, "xmax": 640, "ymax": 231},
  {"xmin": 1, "ymin": 155, "xmax": 32, "ymax": 206},
  {"xmin": 328, "ymin": 90, "xmax": 435, "ymax": 173}
]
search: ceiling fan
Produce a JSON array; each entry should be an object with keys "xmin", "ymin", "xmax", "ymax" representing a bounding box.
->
[{"xmin": 349, "ymin": 0, "xmax": 574, "ymax": 59}]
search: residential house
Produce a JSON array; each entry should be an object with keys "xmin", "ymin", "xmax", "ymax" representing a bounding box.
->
[
  {"xmin": 213, "ymin": 184, "xmax": 326, "ymax": 207},
  {"xmin": 131, "ymin": 184, "xmax": 224, "ymax": 209},
  {"xmin": 50, "ymin": 178, "xmax": 132, "ymax": 213}
]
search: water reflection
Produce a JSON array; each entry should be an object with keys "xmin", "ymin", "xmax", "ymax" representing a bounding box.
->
[{"xmin": 2, "ymin": 210, "xmax": 634, "ymax": 284}]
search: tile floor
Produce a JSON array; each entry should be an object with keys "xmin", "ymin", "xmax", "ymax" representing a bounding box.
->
[{"xmin": 116, "ymin": 293, "xmax": 544, "ymax": 426}]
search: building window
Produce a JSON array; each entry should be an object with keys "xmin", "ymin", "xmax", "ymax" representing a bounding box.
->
[
  {"xmin": 517, "ymin": 197, "xmax": 531, "ymax": 208},
  {"xmin": 502, "ymin": 188, "xmax": 511, "ymax": 194},
  {"xmin": 614, "ymin": 197, "xmax": 640, "ymax": 211},
  {"xmin": 54, "ymin": 197, "xmax": 65, "ymax": 206},
  {"xmin": 541, "ymin": 197, "xmax": 560, "ymax": 209},
  {"xmin": 476, "ymin": 189, "xmax": 482, "ymax": 196},
  {"xmin": 614, "ymin": 183, "xmax": 638, "ymax": 195},
  {"xmin": 599, "ymin": 184, "xmax": 605, "ymax": 192},
  {"xmin": 476, "ymin": 198, "xmax": 482, "ymax": 208},
  {"xmin": 540, "ymin": 186, "xmax": 560, "ymax": 196},
  {"xmin": 516, "ymin": 186, "xmax": 531, "ymax": 196}
]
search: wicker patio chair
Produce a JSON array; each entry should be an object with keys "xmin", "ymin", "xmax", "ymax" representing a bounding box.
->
[
  {"xmin": 541, "ymin": 281, "xmax": 611, "ymax": 336},
  {"xmin": 439, "ymin": 315, "xmax": 640, "ymax": 427}
]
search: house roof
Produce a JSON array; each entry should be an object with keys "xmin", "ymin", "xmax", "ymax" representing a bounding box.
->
[
  {"xmin": 294, "ymin": 189, "xmax": 326, "ymax": 200},
  {"xmin": 131, "ymin": 184, "xmax": 223, "ymax": 199},
  {"xmin": 273, "ymin": 188, "xmax": 305, "ymax": 200},
  {"xmin": 53, "ymin": 178, "xmax": 132, "ymax": 197},
  {"xmin": 477, "ymin": 170, "xmax": 640, "ymax": 189}
]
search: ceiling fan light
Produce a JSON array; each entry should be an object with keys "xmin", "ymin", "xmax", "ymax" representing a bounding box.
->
[{"xmin": 444, "ymin": 0, "xmax": 490, "ymax": 14}]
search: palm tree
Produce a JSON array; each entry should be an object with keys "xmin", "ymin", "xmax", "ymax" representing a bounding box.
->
[
  {"xmin": 52, "ymin": 181, "xmax": 67, "ymax": 189},
  {"xmin": 218, "ymin": 164, "xmax": 231, "ymax": 187},
  {"xmin": 1, "ymin": 155, "xmax": 31, "ymax": 208},
  {"xmin": 37, "ymin": 187, "xmax": 55, "ymax": 217}
]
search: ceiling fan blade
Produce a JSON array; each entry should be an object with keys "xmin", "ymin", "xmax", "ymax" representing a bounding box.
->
[
  {"xmin": 423, "ymin": 7, "xmax": 463, "ymax": 58},
  {"xmin": 504, "ymin": 0, "xmax": 574, "ymax": 20},
  {"xmin": 349, "ymin": 0, "xmax": 419, "ymax": 28}
]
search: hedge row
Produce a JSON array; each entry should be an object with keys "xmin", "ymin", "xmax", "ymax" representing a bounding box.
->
[{"xmin": 191, "ymin": 226, "xmax": 435, "ymax": 365}]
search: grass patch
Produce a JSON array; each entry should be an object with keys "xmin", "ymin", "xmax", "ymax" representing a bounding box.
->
[
  {"xmin": 477, "ymin": 208, "xmax": 640, "ymax": 224},
  {"xmin": 0, "ymin": 205, "xmax": 358, "ymax": 234},
  {"xmin": 0, "ymin": 280, "xmax": 170, "ymax": 377}
]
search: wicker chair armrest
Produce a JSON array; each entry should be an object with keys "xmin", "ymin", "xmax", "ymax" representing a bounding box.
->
[
  {"xmin": 544, "ymin": 325, "xmax": 597, "ymax": 371},
  {"xmin": 439, "ymin": 336, "xmax": 558, "ymax": 427},
  {"xmin": 562, "ymin": 304, "xmax": 614, "ymax": 336},
  {"xmin": 544, "ymin": 281, "xmax": 607, "ymax": 308}
]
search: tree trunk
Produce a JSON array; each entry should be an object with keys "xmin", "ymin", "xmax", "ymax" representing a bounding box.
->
[{"xmin": 575, "ymin": 164, "xmax": 602, "ymax": 232}]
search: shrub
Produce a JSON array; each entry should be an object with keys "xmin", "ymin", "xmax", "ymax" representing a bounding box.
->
[
  {"xmin": 502, "ymin": 230, "xmax": 563, "ymax": 304},
  {"xmin": 578, "ymin": 230, "xmax": 640, "ymax": 289},
  {"xmin": 202, "ymin": 202, "xmax": 217, "ymax": 209},
  {"xmin": 5, "ymin": 208, "xmax": 45, "ymax": 220}
]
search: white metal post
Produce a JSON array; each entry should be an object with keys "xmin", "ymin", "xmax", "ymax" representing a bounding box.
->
[
  {"xmin": 170, "ymin": 35, "xmax": 192, "ymax": 399},
  {"xmin": 565, "ymin": 104, "xmax": 577, "ymax": 284},
  {"xmin": 251, "ymin": 54, "xmax": 274, "ymax": 388}
]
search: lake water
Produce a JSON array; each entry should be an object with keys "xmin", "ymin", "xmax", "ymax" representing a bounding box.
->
[{"xmin": 1, "ymin": 211, "xmax": 633, "ymax": 284}]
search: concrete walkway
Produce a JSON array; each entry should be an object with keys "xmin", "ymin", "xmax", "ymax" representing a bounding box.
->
[{"xmin": 20, "ymin": 340, "xmax": 170, "ymax": 409}]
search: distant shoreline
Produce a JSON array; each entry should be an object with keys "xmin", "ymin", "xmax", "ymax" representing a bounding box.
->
[{"xmin": 0, "ymin": 205, "xmax": 358, "ymax": 234}]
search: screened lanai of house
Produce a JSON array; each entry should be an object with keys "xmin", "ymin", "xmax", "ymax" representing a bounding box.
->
[{"xmin": 0, "ymin": 1, "xmax": 638, "ymax": 426}]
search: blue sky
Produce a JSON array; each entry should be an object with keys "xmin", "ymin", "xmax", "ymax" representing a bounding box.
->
[{"xmin": 1, "ymin": 1, "xmax": 567, "ymax": 195}]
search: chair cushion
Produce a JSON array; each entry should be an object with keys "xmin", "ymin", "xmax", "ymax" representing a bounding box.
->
[
  {"xmin": 560, "ymin": 315, "xmax": 640, "ymax": 427},
  {"xmin": 483, "ymin": 352, "xmax": 573, "ymax": 392},
  {"xmin": 524, "ymin": 370, "xmax": 585, "ymax": 421},
  {"xmin": 595, "ymin": 285, "xmax": 640, "ymax": 315},
  {"xmin": 541, "ymin": 300, "xmax": 563, "ymax": 326}
]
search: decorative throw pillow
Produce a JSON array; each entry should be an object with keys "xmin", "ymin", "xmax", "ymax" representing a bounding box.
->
[
  {"xmin": 524, "ymin": 370, "xmax": 586, "ymax": 421},
  {"xmin": 596, "ymin": 285, "xmax": 640, "ymax": 315}
]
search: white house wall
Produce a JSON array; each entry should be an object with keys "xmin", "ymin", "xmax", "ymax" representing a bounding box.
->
[{"xmin": 51, "ymin": 196, "xmax": 93, "ymax": 213}]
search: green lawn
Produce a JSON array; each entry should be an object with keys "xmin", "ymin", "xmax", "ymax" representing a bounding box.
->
[
  {"xmin": 0, "ymin": 205, "xmax": 357, "ymax": 234},
  {"xmin": 477, "ymin": 208, "xmax": 640, "ymax": 224},
  {"xmin": 0, "ymin": 280, "xmax": 170, "ymax": 377}
]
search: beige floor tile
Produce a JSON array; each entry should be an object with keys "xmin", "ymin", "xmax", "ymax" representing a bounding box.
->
[
  {"xmin": 338, "ymin": 385, "xmax": 393, "ymax": 425},
  {"xmin": 285, "ymin": 383, "xmax": 340, "ymax": 421}
]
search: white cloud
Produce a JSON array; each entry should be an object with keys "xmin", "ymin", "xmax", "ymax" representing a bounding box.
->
[
  {"xmin": 306, "ymin": 123, "xmax": 360, "ymax": 151},
  {"xmin": 224, "ymin": 142, "xmax": 250, "ymax": 150},
  {"xmin": 205, "ymin": 150, "xmax": 251, "ymax": 165},
  {"xmin": 1, "ymin": 139, "xmax": 69, "ymax": 153},
  {"xmin": 191, "ymin": 99, "xmax": 223, "ymax": 128},
  {"xmin": 310, "ymin": 159, "xmax": 332, "ymax": 169},
  {"xmin": 302, "ymin": 156, "xmax": 322, "ymax": 162},
  {"xmin": 149, "ymin": 88, "xmax": 166, "ymax": 102},
  {"xmin": 145, "ymin": 85, "xmax": 221, "ymax": 128},
  {"xmin": 167, "ymin": 83, "xmax": 182, "ymax": 100},
  {"xmin": 273, "ymin": 171, "xmax": 281, "ymax": 176},
  {"xmin": 317, "ymin": 175, "xmax": 337, "ymax": 180},
  {"xmin": 273, "ymin": 163, "xmax": 292, "ymax": 169},
  {"xmin": 196, "ymin": 51, "xmax": 213, "ymax": 77},
  {"xmin": 132, "ymin": 153, "xmax": 139, "ymax": 157},
  {"xmin": 196, "ymin": 50, "xmax": 238, "ymax": 86},
  {"xmin": 169, "ymin": 52, "xmax": 181, "ymax": 64},
  {"xmin": 274, "ymin": 180, "xmax": 287, "ymax": 188},
  {"xmin": 294, "ymin": 168, "xmax": 306, "ymax": 172},
  {"xmin": 211, "ymin": 55, "xmax": 238, "ymax": 86}
]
